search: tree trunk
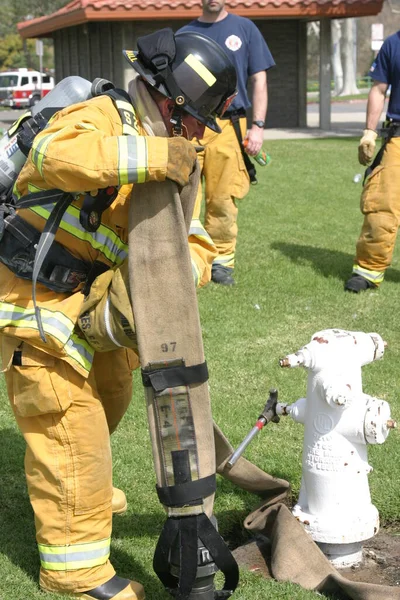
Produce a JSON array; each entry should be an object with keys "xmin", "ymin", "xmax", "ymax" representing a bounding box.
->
[
  {"xmin": 331, "ymin": 20, "xmax": 343, "ymax": 95},
  {"xmin": 340, "ymin": 18, "xmax": 359, "ymax": 96}
]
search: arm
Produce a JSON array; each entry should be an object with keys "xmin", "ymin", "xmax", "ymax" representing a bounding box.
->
[
  {"xmin": 244, "ymin": 70, "xmax": 267, "ymax": 155},
  {"xmin": 358, "ymin": 80, "xmax": 388, "ymax": 166},
  {"xmin": 365, "ymin": 81, "xmax": 388, "ymax": 131},
  {"xmin": 21, "ymin": 97, "xmax": 195, "ymax": 194}
]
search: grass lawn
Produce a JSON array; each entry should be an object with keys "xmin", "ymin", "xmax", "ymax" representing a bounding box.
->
[{"xmin": 0, "ymin": 137, "xmax": 399, "ymax": 599}]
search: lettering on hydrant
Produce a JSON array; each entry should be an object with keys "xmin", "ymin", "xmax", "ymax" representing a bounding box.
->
[{"xmin": 276, "ymin": 329, "xmax": 396, "ymax": 568}]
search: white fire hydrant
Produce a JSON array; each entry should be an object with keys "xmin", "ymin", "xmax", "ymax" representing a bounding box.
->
[{"xmin": 277, "ymin": 329, "xmax": 396, "ymax": 568}]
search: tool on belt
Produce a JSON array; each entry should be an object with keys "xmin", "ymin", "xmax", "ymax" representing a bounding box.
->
[{"xmin": 223, "ymin": 110, "xmax": 258, "ymax": 184}]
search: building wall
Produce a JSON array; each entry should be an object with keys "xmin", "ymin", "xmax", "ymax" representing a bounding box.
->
[{"xmin": 53, "ymin": 18, "xmax": 307, "ymax": 128}]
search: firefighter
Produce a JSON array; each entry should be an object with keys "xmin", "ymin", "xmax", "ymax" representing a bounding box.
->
[
  {"xmin": 345, "ymin": 30, "xmax": 400, "ymax": 293},
  {"xmin": 178, "ymin": 0, "xmax": 275, "ymax": 286},
  {"xmin": 0, "ymin": 29, "xmax": 237, "ymax": 599}
]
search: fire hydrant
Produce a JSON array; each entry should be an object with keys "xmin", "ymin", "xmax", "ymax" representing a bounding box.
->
[{"xmin": 277, "ymin": 329, "xmax": 396, "ymax": 568}]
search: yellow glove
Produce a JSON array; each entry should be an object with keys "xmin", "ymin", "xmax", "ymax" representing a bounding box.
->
[
  {"xmin": 358, "ymin": 129, "xmax": 378, "ymax": 166},
  {"xmin": 166, "ymin": 137, "xmax": 197, "ymax": 187}
]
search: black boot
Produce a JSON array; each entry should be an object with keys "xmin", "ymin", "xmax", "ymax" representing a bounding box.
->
[
  {"xmin": 78, "ymin": 575, "xmax": 145, "ymax": 599},
  {"xmin": 211, "ymin": 265, "xmax": 235, "ymax": 286},
  {"xmin": 344, "ymin": 274, "xmax": 377, "ymax": 293}
]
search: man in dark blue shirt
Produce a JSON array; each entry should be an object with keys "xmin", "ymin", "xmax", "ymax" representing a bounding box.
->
[
  {"xmin": 345, "ymin": 30, "xmax": 400, "ymax": 293},
  {"xmin": 178, "ymin": 0, "xmax": 275, "ymax": 285}
]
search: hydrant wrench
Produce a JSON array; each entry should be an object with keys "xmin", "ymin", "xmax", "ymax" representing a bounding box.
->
[{"xmin": 227, "ymin": 389, "xmax": 280, "ymax": 468}]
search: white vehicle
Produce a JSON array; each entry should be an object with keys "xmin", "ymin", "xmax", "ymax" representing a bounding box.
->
[{"xmin": 0, "ymin": 68, "xmax": 54, "ymax": 109}]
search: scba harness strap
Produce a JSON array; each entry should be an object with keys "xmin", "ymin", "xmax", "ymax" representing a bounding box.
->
[{"xmin": 0, "ymin": 82, "xmax": 133, "ymax": 340}]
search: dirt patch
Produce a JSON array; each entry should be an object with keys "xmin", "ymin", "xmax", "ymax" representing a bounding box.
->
[
  {"xmin": 233, "ymin": 530, "xmax": 400, "ymax": 587},
  {"xmin": 342, "ymin": 532, "xmax": 400, "ymax": 587}
]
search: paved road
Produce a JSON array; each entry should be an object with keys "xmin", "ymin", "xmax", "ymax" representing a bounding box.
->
[{"xmin": 0, "ymin": 99, "xmax": 389, "ymax": 141}]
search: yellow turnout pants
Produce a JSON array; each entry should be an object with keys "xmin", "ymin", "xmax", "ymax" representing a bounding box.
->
[
  {"xmin": 2, "ymin": 339, "xmax": 138, "ymax": 594},
  {"xmin": 194, "ymin": 117, "xmax": 250, "ymax": 270},
  {"xmin": 354, "ymin": 137, "xmax": 400, "ymax": 284}
]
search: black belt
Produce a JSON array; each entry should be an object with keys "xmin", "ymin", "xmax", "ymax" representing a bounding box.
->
[{"xmin": 220, "ymin": 108, "xmax": 246, "ymax": 121}]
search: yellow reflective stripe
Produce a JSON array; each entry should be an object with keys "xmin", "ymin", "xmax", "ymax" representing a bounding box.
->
[
  {"xmin": 28, "ymin": 204, "xmax": 128, "ymax": 265},
  {"xmin": 115, "ymin": 99, "xmax": 138, "ymax": 136},
  {"xmin": 76, "ymin": 122, "xmax": 97, "ymax": 131},
  {"xmin": 38, "ymin": 538, "xmax": 110, "ymax": 555},
  {"xmin": 191, "ymin": 257, "xmax": 201, "ymax": 288},
  {"xmin": 185, "ymin": 54, "xmax": 216, "ymax": 86},
  {"xmin": 352, "ymin": 265, "xmax": 384, "ymax": 284},
  {"xmin": 0, "ymin": 301, "xmax": 93, "ymax": 372},
  {"xmin": 189, "ymin": 219, "xmax": 215, "ymax": 246},
  {"xmin": 214, "ymin": 253, "xmax": 235, "ymax": 268},
  {"xmin": 118, "ymin": 136, "xmax": 147, "ymax": 185},
  {"xmin": 28, "ymin": 182, "xmax": 46, "ymax": 194},
  {"xmin": 8, "ymin": 111, "xmax": 32, "ymax": 137},
  {"xmin": 38, "ymin": 538, "xmax": 110, "ymax": 571},
  {"xmin": 32, "ymin": 129, "xmax": 63, "ymax": 177},
  {"xmin": 12, "ymin": 180, "xmax": 21, "ymax": 199}
]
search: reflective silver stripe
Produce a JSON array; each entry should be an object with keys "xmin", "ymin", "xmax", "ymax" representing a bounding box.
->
[
  {"xmin": 191, "ymin": 258, "xmax": 200, "ymax": 288},
  {"xmin": 38, "ymin": 538, "xmax": 110, "ymax": 571},
  {"xmin": 104, "ymin": 295, "xmax": 123, "ymax": 347},
  {"xmin": 32, "ymin": 129, "xmax": 63, "ymax": 177},
  {"xmin": 28, "ymin": 203, "xmax": 128, "ymax": 266},
  {"xmin": 67, "ymin": 334, "xmax": 95, "ymax": 369},
  {"xmin": 189, "ymin": 219, "xmax": 214, "ymax": 246},
  {"xmin": 0, "ymin": 302, "xmax": 72, "ymax": 339},
  {"xmin": 39, "ymin": 546, "xmax": 109, "ymax": 564},
  {"xmin": 118, "ymin": 136, "xmax": 147, "ymax": 185},
  {"xmin": 352, "ymin": 265, "xmax": 384, "ymax": 283},
  {"xmin": 214, "ymin": 253, "xmax": 235, "ymax": 268},
  {"xmin": 0, "ymin": 302, "xmax": 94, "ymax": 372}
]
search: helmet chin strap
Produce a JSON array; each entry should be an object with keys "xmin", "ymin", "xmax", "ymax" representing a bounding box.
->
[{"xmin": 170, "ymin": 105, "xmax": 185, "ymax": 137}]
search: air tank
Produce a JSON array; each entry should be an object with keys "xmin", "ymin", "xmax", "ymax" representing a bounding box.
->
[{"xmin": 0, "ymin": 76, "xmax": 92, "ymax": 196}]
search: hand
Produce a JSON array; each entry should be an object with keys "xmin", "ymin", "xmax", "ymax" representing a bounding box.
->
[
  {"xmin": 243, "ymin": 126, "xmax": 264, "ymax": 156},
  {"xmin": 166, "ymin": 137, "xmax": 197, "ymax": 187},
  {"xmin": 358, "ymin": 129, "xmax": 378, "ymax": 166}
]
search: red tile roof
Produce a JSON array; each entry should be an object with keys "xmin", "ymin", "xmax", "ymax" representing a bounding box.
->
[{"xmin": 18, "ymin": 0, "xmax": 384, "ymax": 38}]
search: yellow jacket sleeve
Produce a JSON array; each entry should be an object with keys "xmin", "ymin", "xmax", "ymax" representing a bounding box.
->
[{"xmin": 25, "ymin": 96, "xmax": 168, "ymax": 193}]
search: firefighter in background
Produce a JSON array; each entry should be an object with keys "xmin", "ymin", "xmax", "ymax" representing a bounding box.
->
[
  {"xmin": 345, "ymin": 30, "xmax": 400, "ymax": 293},
  {"xmin": 0, "ymin": 30, "xmax": 237, "ymax": 599},
  {"xmin": 178, "ymin": 0, "xmax": 275, "ymax": 286}
]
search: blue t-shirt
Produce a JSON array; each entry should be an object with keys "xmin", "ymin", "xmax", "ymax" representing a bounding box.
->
[
  {"xmin": 178, "ymin": 14, "xmax": 275, "ymax": 111},
  {"xmin": 370, "ymin": 30, "xmax": 400, "ymax": 121}
]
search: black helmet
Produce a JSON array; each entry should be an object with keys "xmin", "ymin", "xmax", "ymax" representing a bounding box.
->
[{"xmin": 123, "ymin": 28, "xmax": 237, "ymax": 133}]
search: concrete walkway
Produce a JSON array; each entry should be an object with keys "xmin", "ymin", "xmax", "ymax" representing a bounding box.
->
[{"xmin": 266, "ymin": 98, "xmax": 387, "ymax": 140}]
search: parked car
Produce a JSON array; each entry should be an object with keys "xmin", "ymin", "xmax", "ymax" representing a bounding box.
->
[{"xmin": 0, "ymin": 68, "xmax": 54, "ymax": 109}]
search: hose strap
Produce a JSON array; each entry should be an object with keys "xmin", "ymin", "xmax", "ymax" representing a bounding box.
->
[{"xmin": 142, "ymin": 361, "xmax": 209, "ymax": 392}]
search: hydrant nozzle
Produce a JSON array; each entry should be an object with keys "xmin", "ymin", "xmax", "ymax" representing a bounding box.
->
[{"xmin": 279, "ymin": 350, "xmax": 309, "ymax": 368}]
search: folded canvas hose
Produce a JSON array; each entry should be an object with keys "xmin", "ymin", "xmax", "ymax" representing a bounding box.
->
[
  {"xmin": 128, "ymin": 164, "xmax": 238, "ymax": 599},
  {"xmin": 244, "ymin": 501, "xmax": 400, "ymax": 600}
]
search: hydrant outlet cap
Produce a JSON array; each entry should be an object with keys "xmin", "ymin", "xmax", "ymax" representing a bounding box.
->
[
  {"xmin": 364, "ymin": 398, "xmax": 392, "ymax": 444},
  {"xmin": 369, "ymin": 333, "xmax": 385, "ymax": 361}
]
